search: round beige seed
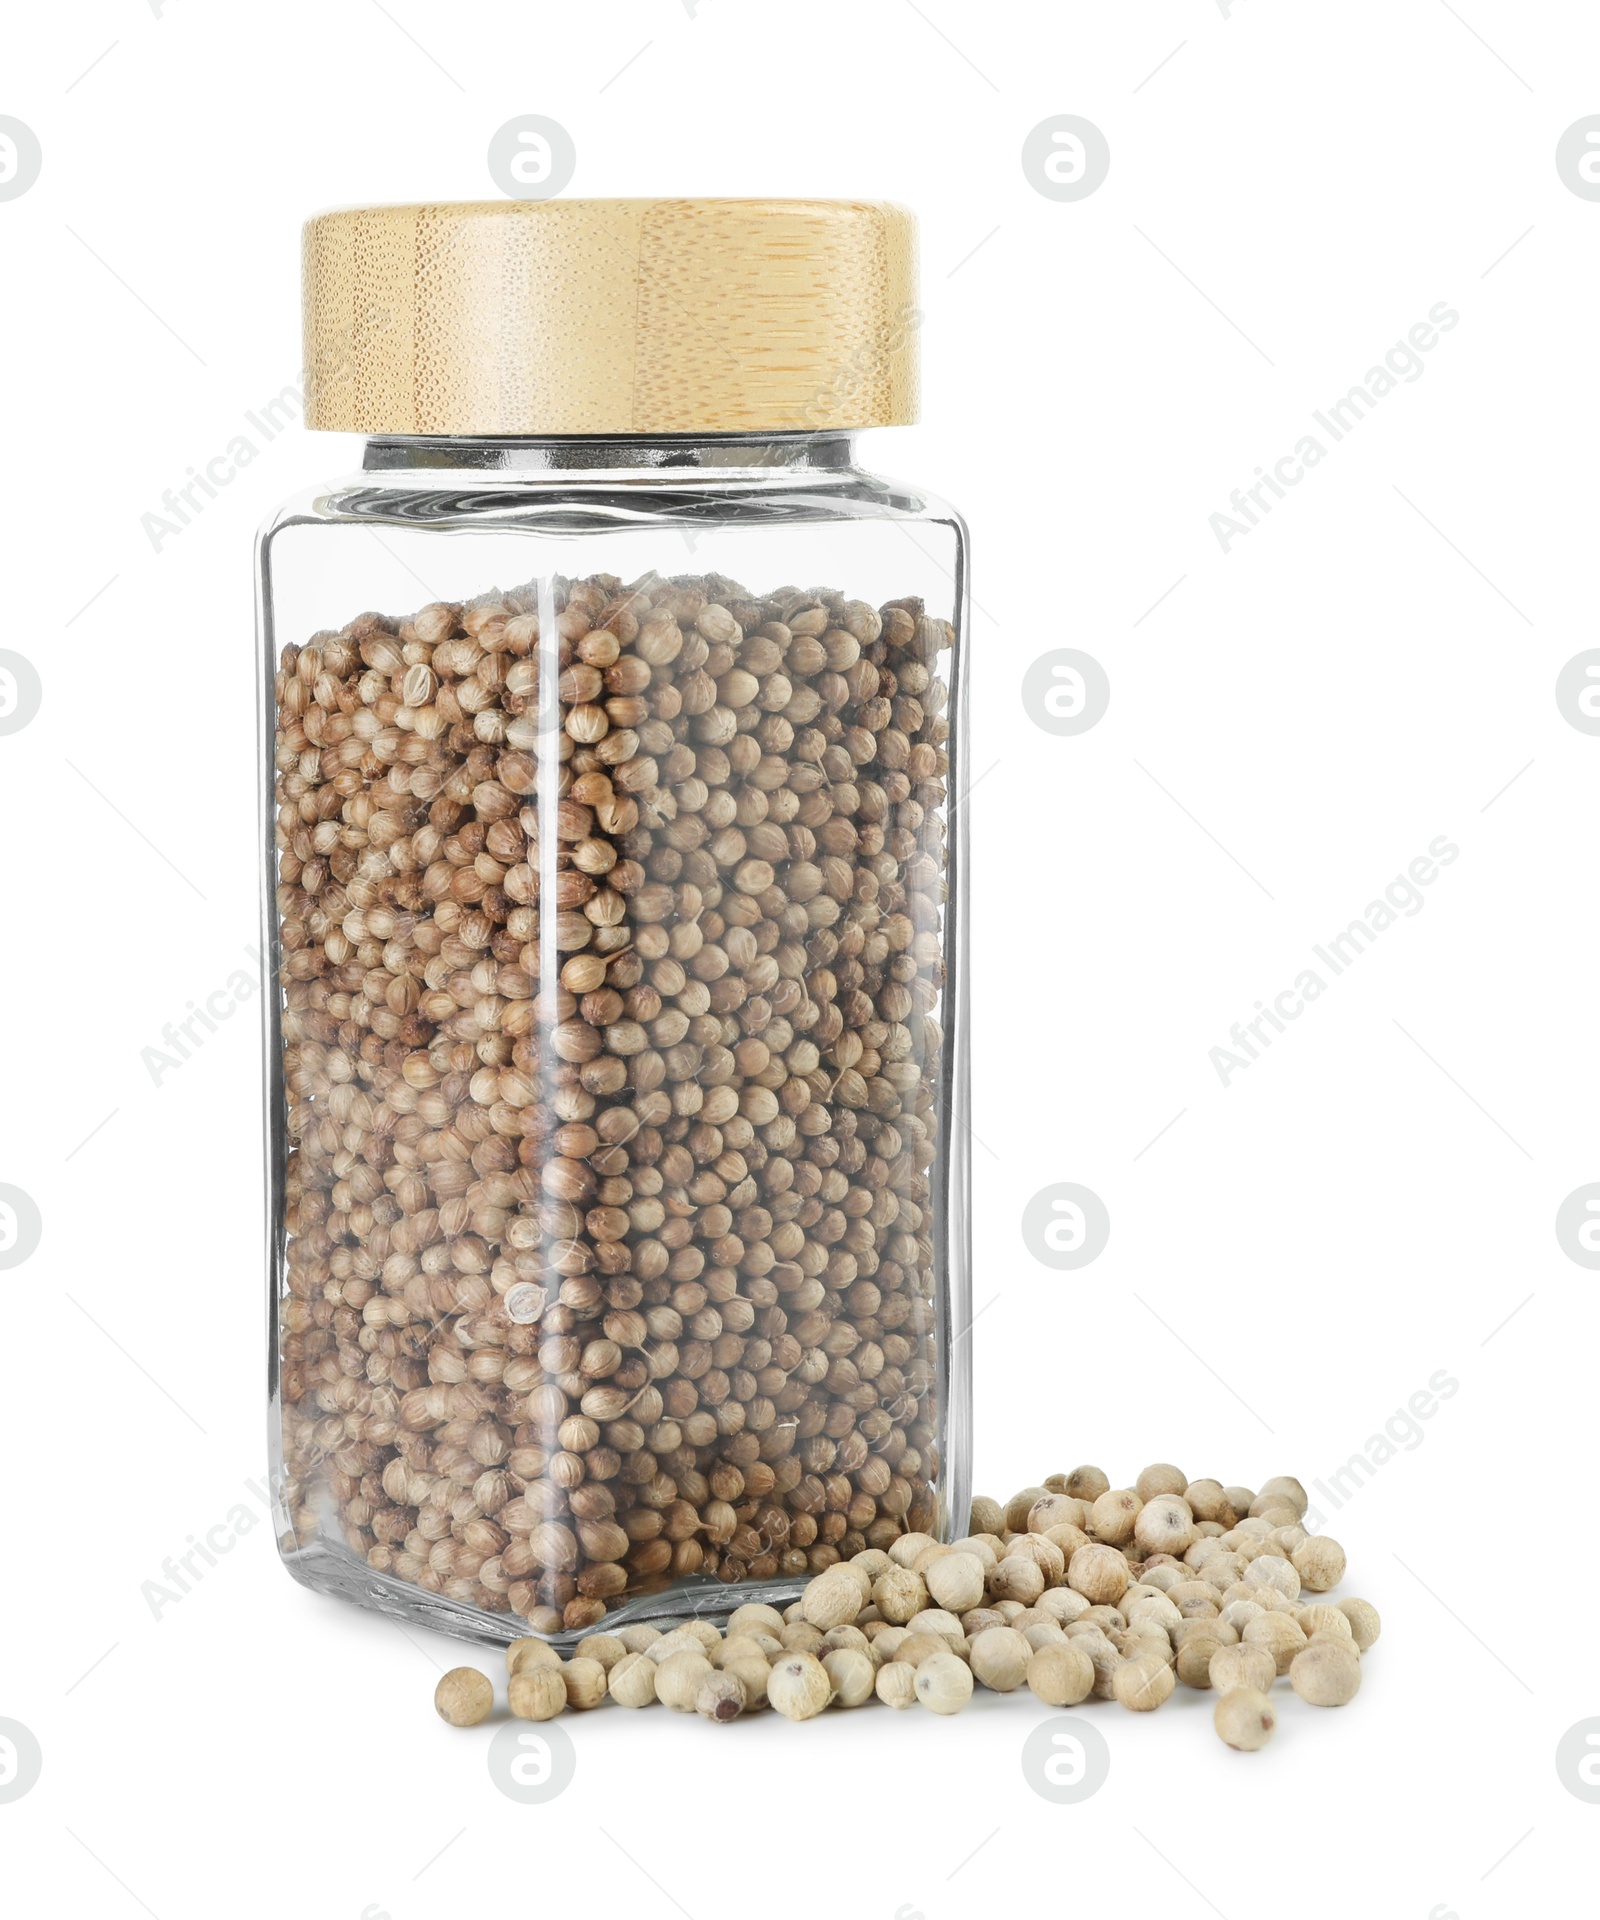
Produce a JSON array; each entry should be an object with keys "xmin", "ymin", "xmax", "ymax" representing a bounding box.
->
[
  {"xmin": 1067, "ymin": 1543, "xmax": 1130, "ymax": 1606},
  {"xmin": 1337, "ymin": 1598, "xmax": 1382, "ymax": 1651},
  {"xmin": 822, "ymin": 1647, "xmax": 876, "ymax": 1708},
  {"xmin": 1090, "ymin": 1489, "xmax": 1143, "ymax": 1545},
  {"xmin": 655, "ymin": 1650, "xmax": 714, "ymax": 1712},
  {"xmin": 926, "ymin": 1551, "xmax": 986, "ymax": 1614},
  {"xmin": 507, "ymin": 1637, "xmax": 561, "ymax": 1678},
  {"xmin": 561, "ymin": 1656, "xmax": 608, "ymax": 1711},
  {"xmin": 1026, "ymin": 1642, "xmax": 1096, "ymax": 1707},
  {"xmin": 1133, "ymin": 1494, "xmax": 1197, "ymax": 1558},
  {"xmin": 575, "ymin": 1633, "xmax": 627, "ymax": 1673},
  {"xmin": 1242, "ymin": 1612, "xmax": 1307, "ymax": 1677},
  {"xmin": 1063, "ymin": 1465, "xmax": 1111, "ymax": 1501},
  {"xmin": 800, "ymin": 1571, "xmax": 864, "ymax": 1632},
  {"xmin": 1290, "ymin": 1641, "xmax": 1362, "ymax": 1706},
  {"xmin": 769, "ymin": 1653, "xmax": 833, "ymax": 1722},
  {"xmin": 434, "ymin": 1667, "xmax": 494, "ymax": 1727},
  {"xmin": 1113, "ymin": 1655, "xmax": 1176, "ymax": 1712},
  {"xmin": 969, "ymin": 1495, "xmax": 1006, "ymax": 1535},
  {"xmin": 873, "ymin": 1566, "xmax": 929, "ymax": 1625},
  {"xmin": 1292, "ymin": 1535, "xmax": 1347, "ymax": 1592},
  {"xmin": 1209, "ymin": 1642, "xmax": 1276, "ymax": 1695},
  {"xmin": 914, "ymin": 1651, "xmax": 974, "ymax": 1714},
  {"xmin": 990, "ymin": 1555, "xmax": 1046, "ymax": 1605},
  {"xmin": 607, "ymin": 1652, "xmax": 659, "ymax": 1708},
  {"xmin": 1214, "ymin": 1687, "xmax": 1277, "ymax": 1750},
  {"xmin": 508, "ymin": 1666, "xmax": 567, "ymax": 1721},
  {"xmin": 968, "ymin": 1626, "xmax": 1032, "ymax": 1692},
  {"xmin": 1175, "ymin": 1635, "xmax": 1227, "ymax": 1689},
  {"xmin": 723, "ymin": 1656, "xmax": 770, "ymax": 1710},
  {"xmin": 695, "ymin": 1671, "xmax": 747, "ymax": 1724},
  {"xmin": 875, "ymin": 1661, "xmax": 919, "ymax": 1709},
  {"xmin": 1135, "ymin": 1463, "xmax": 1188, "ymax": 1501}
]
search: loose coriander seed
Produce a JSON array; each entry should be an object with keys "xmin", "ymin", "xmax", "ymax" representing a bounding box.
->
[
  {"xmin": 1290, "ymin": 1641, "xmax": 1362, "ymax": 1706},
  {"xmin": 561, "ymin": 1657, "xmax": 608, "ymax": 1711},
  {"xmin": 1337, "ymin": 1598, "xmax": 1382, "ymax": 1651},
  {"xmin": 1296, "ymin": 1604, "xmax": 1353, "ymax": 1641},
  {"xmin": 607, "ymin": 1653, "xmax": 659, "ymax": 1709},
  {"xmin": 1004, "ymin": 1488, "xmax": 1051, "ymax": 1532},
  {"xmin": 969, "ymin": 1496, "xmax": 1006, "ymax": 1536},
  {"xmin": 1089, "ymin": 1489, "xmax": 1142, "ymax": 1545},
  {"xmin": 1026, "ymin": 1494, "xmax": 1087, "ymax": 1536},
  {"xmin": 695, "ymin": 1672, "xmax": 747, "ymax": 1724},
  {"xmin": 769, "ymin": 1653, "xmax": 833, "ymax": 1721},
  {"xmin": 723, "ymin": 1657, "xmax": 770, "ymax": 1710},
  {"xmin": 727, "ymin": 1605, "xmax": 786, "ymax": 1639},
  {"xmin": 1063, "ymin": 1466, "xmax": 1111, "ymax": 1502},
  {"xmin": 1213, "ymin": 1687, "xmax": 1277, "ymax": 1751},
  {"xmin": 927, "ymin": 1553, "xmax": 987, "ymax": 1613},
  {"xmin": 968, "ymin": 1626, "xmax": 1032, "ymax": 1692},
  {"xmin": 905, "ymin": 1609, "xmax": 966, "ymax": 1646},
  {"xmin": 876, "ymin": 1661, "xmax": 919, "ymax": 1709},
  {"xmin": 508, "ymin": 1666, "xmax": 567, "ymax": 1721},
  {"xmin": 1135, "ymin": 1463, "xmax": 1188, "ymax": 1502},
  {"xmin": 1292, "ymin": 1535, "xmax": 1347, "ymax": 1593},
  {"xmin": 575, "ymin": 1634, "xmax": 627, "ymax": 1672},
  {"xmin": 434, "ymin": 1667, "xmax": 494, "ymax": 1727},
  {"xmin": 1132, "ymin": 1494, "xmax": 1196, "ymax": 1558},
  {"xmin": 1209, "ymin": 1643, "xmax": 1275, "ymax": 1695},
  {"xmin": 1067, "ymin": 1544, "xmax": 1130, "ymax": 1606},
  {"xmin": 1258, "ymin": 1475, "xmax": 1309, "ymax": 1518},
  {"xmin": 990, "ymin": 1556, "xmax": 1046, "ymax": 1606},
  {"xmin": 914, "ymin": 1651, "xmax": 974, "ymax": 1714},
  {"xmin": 655, "ymin": 1650, "xmax": 715, "ymax": 1712},
  {"xmin": 1026, "ymin": 1643, "xmax": 1096, "ymax": 1707},
  {"xmin": 1241, "ymin": 1612, "xmax": 1307, "ymax": 1676},
  {"xmin": 1243, "ymin": 1554, "xmax": 1301, "ymax": 1602},
  {"xmin": 1038, "ymin": 1588, "xmax": 1091, "ymax": 1626},
  {"xmin": 507, "ymin": 1638, "xmax": 561, "ymax": 1678},
  {"xmin": 1184, "ymin": 1478, "xmax": 1234, "ymax": 1524},
  {"xmin": 1113, "ymin": 1655, "xmax": 1176, "ymax": 1712},
  {"xmin": 823, "ymin": 1648, "xmax": 876, "ymax": 1708},
  {"xmin": 1175, "ymin": 1634, "xmax": 1228, "ymax": 1689}
]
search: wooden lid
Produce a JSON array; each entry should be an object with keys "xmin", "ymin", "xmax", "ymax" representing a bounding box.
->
[{"xmin": 303, "ymin": 198, "xmax": 919, "ymax": 435}]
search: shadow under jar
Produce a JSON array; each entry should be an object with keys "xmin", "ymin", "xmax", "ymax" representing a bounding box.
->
[{"xmin": 259, "ymin": 198, "xmax": 971, "ymax": 1647}]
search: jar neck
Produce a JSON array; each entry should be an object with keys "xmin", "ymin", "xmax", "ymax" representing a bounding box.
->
[{"xmin": 360, "ymin": 433, "xmax": 860, "ymax": 474}]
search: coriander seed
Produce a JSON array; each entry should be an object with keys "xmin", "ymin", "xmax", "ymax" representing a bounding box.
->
[
  {"xmin": 1026, "ymin": 1643, "xmax": 1095, "ymax": 1707},
  {"xmin": 509, "ymin": 1666, "xmax": 567, "ymax": 1721},
  {"xmin": 875, "ymin": 1661, "xmax": 919, "ymax": 1709},
  {"xmin": 695, "ymin": 1671, "xmax": 747, "ymax": 1723},
  {"xmin": 1213, "ymin": 1687, "xmax": 1277, "ymax": 1751},
  {"xmin": 434, "ymin": 1667, "xmax": 494, "ymax": 1727},
  {"xmin": 1337, "ymin": 1598, "xmax": 1382, "ymax": 1651},
  {"xmin": 914, "ymin": 1651, "xmax": 973, "ymax": 1714},
  {"xmin": 768, "ymin": 1653, "xmax": 833, "ymax": 1722},
  {"xmin": 1290, "ymin": 1641, "xmax": 1362, "ymax": 1706}
]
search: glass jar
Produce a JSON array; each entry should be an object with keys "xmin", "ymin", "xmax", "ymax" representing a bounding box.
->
[{"xmin": 259, "ymin": 198, "xmax": 970, "ymax": 1647}]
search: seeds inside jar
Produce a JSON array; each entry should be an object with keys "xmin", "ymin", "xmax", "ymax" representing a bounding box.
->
[{"xmin": 274, "ymin": 572, "xmax": 955, "ymax": 1634}]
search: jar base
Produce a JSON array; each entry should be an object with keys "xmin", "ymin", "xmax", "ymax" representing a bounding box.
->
[{"xmin": 277, "ymin": 1536, "xmax": 809, "ymax": 1653}]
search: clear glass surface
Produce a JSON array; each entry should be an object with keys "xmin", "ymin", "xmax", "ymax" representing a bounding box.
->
[{"xmin": 257, "ymin": 433, "xmax": 970, "ymax": 1647}]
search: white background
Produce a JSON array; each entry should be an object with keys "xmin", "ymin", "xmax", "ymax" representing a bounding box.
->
[{"xmin": 0, "ymin": 2, "xmax": 1593, "ymax": 1915}]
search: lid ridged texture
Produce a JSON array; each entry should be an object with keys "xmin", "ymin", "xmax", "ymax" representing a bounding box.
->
[{"xmin": 303, "ymin": 198, "xmax": 918, "ymax": 435}]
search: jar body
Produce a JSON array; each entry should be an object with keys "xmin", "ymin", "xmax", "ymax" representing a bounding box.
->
[{"xmin": 258, "ymin": 434, "xmax": 970, "ymax": 1646}]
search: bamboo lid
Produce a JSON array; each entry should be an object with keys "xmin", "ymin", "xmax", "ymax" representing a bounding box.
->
[{"xmin": 302, "ymin": 198, "xmax": 919, "ymax": 436}]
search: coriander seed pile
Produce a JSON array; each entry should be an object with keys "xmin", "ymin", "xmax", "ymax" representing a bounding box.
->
[
  {"xmin": 273, "ymin": 569, "xmax": 956, "ymax": 1635},
  {"xmin": 428, "ymin": 1462, "xmax": 1381, "ymax": 1752}
]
